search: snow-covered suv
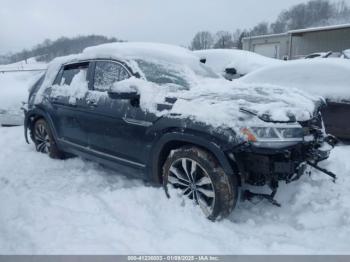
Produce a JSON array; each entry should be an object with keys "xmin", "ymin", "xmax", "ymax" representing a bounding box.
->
[{"xmin": 24, "ymin": 42, "xmax": 336, "ymax": 220}]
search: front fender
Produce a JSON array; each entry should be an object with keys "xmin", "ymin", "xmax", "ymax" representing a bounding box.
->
[{"xmin": 149, "ymin": 130, "xmax": 236, "ymax": 184}]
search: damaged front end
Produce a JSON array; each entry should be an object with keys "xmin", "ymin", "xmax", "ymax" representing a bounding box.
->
[{"xmin": 232, "ymin": 109, "xmax": 337, "ymax": 206}]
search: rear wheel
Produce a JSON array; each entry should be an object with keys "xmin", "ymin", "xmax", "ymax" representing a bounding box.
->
[
  {"xmin": 163, "ymin": 146, "xmax": 238, "ymax": 221},
  {"xmin": 33, "ymin": 119, "xmax": 64, "ymax": 159}
]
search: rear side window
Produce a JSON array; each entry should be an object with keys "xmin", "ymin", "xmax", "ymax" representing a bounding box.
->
[
  {"xmin": 53, "ymin": 62, "xmax": 89, "ymax": 86},
  {"xmin": 93, "ymin": 61, "xmax": 130, "ymax": 91}
]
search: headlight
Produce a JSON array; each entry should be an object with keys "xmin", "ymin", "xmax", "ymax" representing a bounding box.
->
[
  {"xmin": 241, "ymin": 126, "xmax": 304, "ymax": 142},
  {"xmin": 276, "ymin": 127, "xmax": 304, "ymax": 139}
]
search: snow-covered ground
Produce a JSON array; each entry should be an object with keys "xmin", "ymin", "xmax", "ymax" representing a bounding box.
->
[{"xmin": 1, "ymin": 126, "xmax": 350, "ymax": 254}]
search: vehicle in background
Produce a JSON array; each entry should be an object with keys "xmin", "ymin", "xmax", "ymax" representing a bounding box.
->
[
  {"xmin": 0, "ymin": 109, "xmax": 24, "ymax": 127},
  {"xmin": 304, "ymin": 50, "xmax": 350, "ymax": 59},
  {"xmin": 0, "ymin": 58, "xmax": 46, "ymax": 127},
  {"xmin": 194, "ymin": 49, "xmax": 283, "ymax": 80},
  {"xmin": 238, "ymin": 59, "xmax": 350, "ymax": 140},
  {"xmin": 24, "ymin": 42, "xmax": 336, "ymax": 220}
]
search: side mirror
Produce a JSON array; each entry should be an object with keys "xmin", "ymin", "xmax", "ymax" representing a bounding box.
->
[
  {"xmin": 224, "ymin": 67, "xmax": 239, "ymax": 81},
  {"xmin": 108, "ymin": 83, "xmax": 140, "ymax": 100},
  {"xmin": 199, "ymin": 58, "xmax": 206, "ymax": 64},
  {"xmin": 225, "ymin": 67, "xmax": 237, "ymax": 75},
  {"xmin": 107, "ymin": 90, "xmax": 139, "ymax": 100}
]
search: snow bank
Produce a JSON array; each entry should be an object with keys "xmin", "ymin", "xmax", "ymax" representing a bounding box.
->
[
  {"xmin": 1, "ymin": 126, "xmax": 350, "ymax": 254},
  {"xmin": 193, "ymin": 49, "xmax": 283, "ymax": 75},
  {"xmin": 238, "ymin": 59, "xmax": 350, "ymax": 102},
  {"xmin": 0, "ymin": 57, "xmax": 47, "ymax": 71}
]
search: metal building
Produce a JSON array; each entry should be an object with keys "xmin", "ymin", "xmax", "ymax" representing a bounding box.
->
[{"xmin": 242, "ymin": 24, "xmax": 350, "ymax": 60}]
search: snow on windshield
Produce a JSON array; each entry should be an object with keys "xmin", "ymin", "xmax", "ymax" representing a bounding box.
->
[
  {"xmin": 238, "ymin": 59, "xmax": 350, "ymax": 102},
  {"xmin": 194, "ymin": 49, "xmax": 283, "ymax": 75}
]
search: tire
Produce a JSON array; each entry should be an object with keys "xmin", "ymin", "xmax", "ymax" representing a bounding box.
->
[
  {"xmin": 162, "ymin": 146, "xmax": 238, "ymax": 221},
  {"xmin": 32, "ymin": 118, "xmax": 65, "ymax": 159}
]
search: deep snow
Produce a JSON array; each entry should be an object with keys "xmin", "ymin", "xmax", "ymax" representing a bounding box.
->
[{"xmin": 0, "ymin": 126, "xmax": 350, "ymax": 254}]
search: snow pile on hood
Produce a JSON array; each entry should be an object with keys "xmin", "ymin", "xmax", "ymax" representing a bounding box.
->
[
  {"xmin": 239, "ymin": 59, "xmax": 350, "ymax": 102},
  {"xmin": 113, "ymin": 76, "xmax": 318, "ymax": 132},
  {"xmin": 194, "ymin": 49, "xmax": 283, "ymax": 75}
]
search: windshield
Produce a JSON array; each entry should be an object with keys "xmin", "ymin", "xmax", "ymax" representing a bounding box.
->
[{"xmin": 135, "ymin": 59, "xmax": 219, "ymax": 88}]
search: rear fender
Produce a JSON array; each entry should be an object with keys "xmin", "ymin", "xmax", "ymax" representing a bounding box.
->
[{"xmin": 24, "ymin": 108, "xmax": 58, "ymax": 144}]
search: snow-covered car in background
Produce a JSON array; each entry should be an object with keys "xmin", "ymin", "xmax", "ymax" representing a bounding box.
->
[
  {"xmin": 25, "ymin": 42, "xmax": 336, "ymax": 220},
  {"xmin": 238, "ymin": 59, "xmax": 350, "ymax": 140},
  {"xmin": 304, "ymin": 50, "xmax": 350, "ymax": 59},
  {"xmin": 194, "ymin": 49, "xmax": 283, "ymax": 80},
  {"xmin": 0, "ymin": 58, "xmax": 46, "ymax": 126}
]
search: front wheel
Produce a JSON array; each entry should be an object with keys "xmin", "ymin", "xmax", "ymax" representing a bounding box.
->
[
  {"xmin": 162, "ymin": 146, "xmax": 238, "ymax": 221},
  {"xmin": 33, "ymin": 119, "xmax": 65, "ymax": 159}
]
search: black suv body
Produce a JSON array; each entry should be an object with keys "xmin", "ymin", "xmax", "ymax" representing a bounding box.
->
[{"xmin": 24, "ymin": 43, "xmax": 336, "ymax": 220}]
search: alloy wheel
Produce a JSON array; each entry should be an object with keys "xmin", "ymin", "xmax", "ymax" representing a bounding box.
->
[
  {"xmin": 34, "ymin": 122, "xmax": 51, "ymax": 153},
  {"xmin": 167, "ymin": 157, "xmax": 215, "ymax": 217}
]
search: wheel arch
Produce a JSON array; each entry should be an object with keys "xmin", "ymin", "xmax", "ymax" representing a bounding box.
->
[{"xmin": 24, "ymin": 108, "xmax": 59, "ymax": 144}]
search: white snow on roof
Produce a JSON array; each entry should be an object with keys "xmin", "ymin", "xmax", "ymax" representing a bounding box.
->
[
  {"xmin": 289, "ymin": 23, "xmax": 350, "ymax": 34},
  {"xmin": 194, "ymin": 49, "xmax": 282, "ymax": 75},
  {"xmin": 238, "ymin": 59, "xmax": 350, "ymax": 102},
  {"xmin": 242, "ymin": 24, "xmax": 350, "ymax": 41}
]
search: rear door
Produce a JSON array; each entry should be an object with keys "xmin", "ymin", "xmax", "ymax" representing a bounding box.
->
[{"xmin": 49, "ymin": 62, "xmax": 90, "ymax": 146}]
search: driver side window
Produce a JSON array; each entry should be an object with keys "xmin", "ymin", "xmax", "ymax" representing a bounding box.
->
[{"xmin": 93, "ymin": 61, "xmax": 130, "ymax": 91}]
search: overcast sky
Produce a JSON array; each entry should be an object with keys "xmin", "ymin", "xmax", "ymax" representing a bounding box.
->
[{"xmin": 1, "ymin": 0, "xmax": 349, "ymax": 54}]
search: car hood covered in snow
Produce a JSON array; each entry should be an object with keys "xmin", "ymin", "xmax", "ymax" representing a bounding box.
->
[{"xmin": 114, "ymin": 77, "xmax": 320, "ymax": 132}]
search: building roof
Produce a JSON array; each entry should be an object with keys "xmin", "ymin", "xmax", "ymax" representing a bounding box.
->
[
  {"xmin": 242, "ymin": 23, "xmax": 350, "ymax": 41},
  {"xmin": 289, "ymin": 23, "xmax": 350, "ymax": 35}
]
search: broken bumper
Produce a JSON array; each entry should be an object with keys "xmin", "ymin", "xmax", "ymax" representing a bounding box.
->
[{"xmin": 234, "ymin": 135, "xmax": 336, "ymax": 186}]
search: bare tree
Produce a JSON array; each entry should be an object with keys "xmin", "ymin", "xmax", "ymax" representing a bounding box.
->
[
  {"xmin": 250, "ymin": 22, "xmax": 269, "ymax": 36},
  {"xmin": 213, "ymin": 31, "xmax": 235, "ymax": 49},
  {"xmin": 190, "ymin": 31, "xmax": 214, "ymax": 50}
]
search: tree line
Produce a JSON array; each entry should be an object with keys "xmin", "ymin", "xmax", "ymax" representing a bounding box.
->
[
  {"xmin": 190, "ymin": 0, "xmax": 350, "ymax": 50},
  {"xmin": 0, "ymin": 35, "xmax": 122, "ymax": 65},
  {"xmin": 1, "ymin": 0, "xmax": 349, "ymax": 64}
]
